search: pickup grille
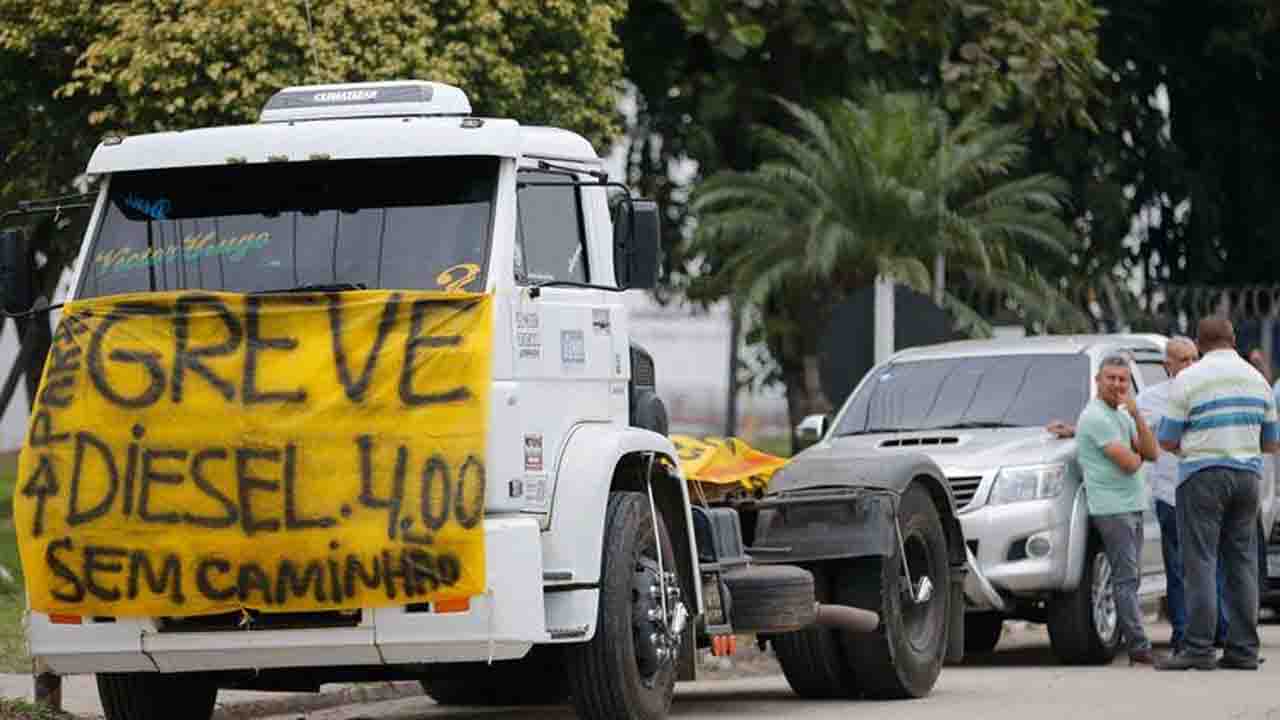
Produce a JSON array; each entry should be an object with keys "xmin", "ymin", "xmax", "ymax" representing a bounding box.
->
[{"xmin": 947, "ymin": 476, "xmax": 983, "ymax": 509}]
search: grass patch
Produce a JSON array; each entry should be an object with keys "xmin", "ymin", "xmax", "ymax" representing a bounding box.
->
[
  {"xmin": 0, "ymin": 698, "xmax": 76, "ymax": 720},
  {"xmin": 0, "ymin": 451, "xmax": 30, "ymax": 674},
  {"xmin": 0, "ymin": 451, "xmax": 16, "ymax": 520},
  {"xmin": 0, "ymin": 594, "xmax": 28, "ymax": 674},
  {"xmin": 747, "ymin": 434, "xmax": 792, "ymax": 459}
]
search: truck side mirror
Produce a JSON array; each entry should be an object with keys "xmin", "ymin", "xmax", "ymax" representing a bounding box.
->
[
  {"xmin": 614, "ymin": 198, "xmax": 661, "ymax": 290},
  {"xmin": 795, "ymin": 413, "xmax": 830, "ymax": 451},
  {"xmin": 0, "ymin": 229, "xmax": 33, "ymax": 314}
]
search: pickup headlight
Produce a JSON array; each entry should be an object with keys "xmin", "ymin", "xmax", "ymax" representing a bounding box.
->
[{"xmin": 989, "ymin": 463, "xmax": 1066, "ymax": 505}]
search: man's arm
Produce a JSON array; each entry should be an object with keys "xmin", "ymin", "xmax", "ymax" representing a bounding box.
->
[
  {"xmin": 1159, "ymin": 380, "xmax": 1189, "ymax": 453},
  {"xmin": 1263, "ymin": 389, "xmax": 1279, "ymax": 453},
  {"xmin": 1103, "ymin": 441, "xmax": 1145, "ymax": 474},
  {"xmin": 1125, "ymin": 396, "xmax": 1159, "ymax": 461}
]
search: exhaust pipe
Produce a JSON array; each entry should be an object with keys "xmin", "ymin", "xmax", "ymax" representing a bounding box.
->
[{"xmin": 813, "ymin": 603, "xmax": 880, "ymax": 633}]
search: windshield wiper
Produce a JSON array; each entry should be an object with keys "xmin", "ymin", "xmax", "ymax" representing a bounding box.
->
[
  {"xmin": 526, "ymin": 279, "xmax": 623, "ymax": 298},
  {"xmin": 251, "ymin": 282, "xmax": 368, "ymax": 295},
  {"xmin": 927, "ymin": 421, "xmax": 1018, "ymax": 430}
]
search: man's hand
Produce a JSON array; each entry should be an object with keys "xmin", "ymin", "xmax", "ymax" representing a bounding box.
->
[
  {"xmin": 1046, "ymin": 421, "xmax": 1075, "ymax": 439},
  {"xmin": 1123, "ymin": 394, "xmax": 1139, "ymax": 418}
]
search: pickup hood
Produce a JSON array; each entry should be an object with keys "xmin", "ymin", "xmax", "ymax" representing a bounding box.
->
[{"xmin": 785, "ymin": 427, "xmax": 1075, "ymax": 485}]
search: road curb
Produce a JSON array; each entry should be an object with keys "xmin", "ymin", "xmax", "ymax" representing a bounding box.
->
[{"xmin": 210, "ymin": 681, "xmax": 424, "ymax": 720}]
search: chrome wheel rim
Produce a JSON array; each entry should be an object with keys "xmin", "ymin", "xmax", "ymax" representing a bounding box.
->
[{"xmin": 1091, "ymin": 552, "xmax": 1118, "ymax": 644}]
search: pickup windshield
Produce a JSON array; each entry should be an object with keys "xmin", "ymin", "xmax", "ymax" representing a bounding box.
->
[
  {"xmin": 833, "ymin": 353, "xmax": 1090, "ymax": 436},
  {"xmin": 79, "ymin": 156, "xmax": 498, "ymax": 298}
]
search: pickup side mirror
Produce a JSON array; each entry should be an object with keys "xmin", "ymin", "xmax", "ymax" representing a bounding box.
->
[
  {"xmin": 795, "ymin": 413, "xmax": 830, "ymax": 451},
  {"xmin": 0, "ymin": 229, "xmax": 33, "ymax": 314},
  {"xmin": 614, "ymin": 198, "xmax": 661, "ymax": 290}
]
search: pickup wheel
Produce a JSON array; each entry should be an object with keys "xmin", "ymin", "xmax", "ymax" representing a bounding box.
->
[
  {"xmin": 963, "ymin": 612, "xmax": 1004, "ymax": 655},
  {"xmin": 836, "ymin": 484, "xmax": 950, "ymax": 699},
  {"xmin": 419, "ymin": 647, "xmax": 569, "ymax": 706},
  {"xmin": 1047, "ymin": 539, "xmax": 1120, "ymax": 664},
  {"xmin": 565, "ymin": 491, "xmax": 682, "ymax": 720},
  {"xmin": 772, "ymin": 566, "xmax": 857, "ymax": 698},
  {"xmin": 97, "ymin": 672, "xmax": 217, "ymax": 720}
]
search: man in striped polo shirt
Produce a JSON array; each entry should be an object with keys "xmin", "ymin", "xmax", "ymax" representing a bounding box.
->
[{"xmin": 1155, "ymin": 318, "xmax": 1280, "ymax": 671}]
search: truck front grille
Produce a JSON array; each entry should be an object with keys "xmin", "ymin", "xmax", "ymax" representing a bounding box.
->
[
  {"xmin": 157, "ymin": 610, "xmax": 361, "ymax": 633},
  {"xmin": 947, "ymin": 476, "xmax": 983, "ymax": 509}
]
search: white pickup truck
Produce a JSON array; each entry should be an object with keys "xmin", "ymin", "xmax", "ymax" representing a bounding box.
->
[{"xmin": 3, "ymin": 80, "xmax": 963, "ymax": 720}]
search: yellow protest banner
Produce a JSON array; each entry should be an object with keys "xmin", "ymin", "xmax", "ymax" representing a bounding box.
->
[
  {"xmin": 14, "ymin": 290, "xmax": 491, "ymax": 618},
  {"xmin": 672, "ymin": 435, "xmax": 787, "ymax": 496}
]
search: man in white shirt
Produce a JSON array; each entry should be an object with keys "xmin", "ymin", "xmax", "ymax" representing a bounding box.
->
[{"xmin": 1137, "ymin": 336, "xmax": 1214, "ymax": 653}]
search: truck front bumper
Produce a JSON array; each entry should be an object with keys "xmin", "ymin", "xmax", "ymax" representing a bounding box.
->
[
  {"xmin": 959, "ymin": 497, "xmax": 1075, "ymax": 610},
  {"xmin": 29, "ymin": 517, "xmax": 548, "ymax": 675}
]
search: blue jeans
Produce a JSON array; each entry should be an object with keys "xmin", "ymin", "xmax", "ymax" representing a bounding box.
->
[{"xmin": 1155, "ymin": 500, "xmax": 1227, "ymax": 646}]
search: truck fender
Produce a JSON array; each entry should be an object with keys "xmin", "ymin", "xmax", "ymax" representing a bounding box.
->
[
  {"xmin": 542, "ymin": 423, "xmax": 703, "ymax": 615},
  {"xmin": 1061, "ymin": 485, "xmax": 1089, "ymax": 592}
]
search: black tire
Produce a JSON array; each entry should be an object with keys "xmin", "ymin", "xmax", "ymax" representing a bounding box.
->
[
  {"xmin": 565, "ymin": 491, "xmax": 681, "ymax": 720},
  {"xmin": 836, "ymin": 484, "xmax": 950, "ymax": 699},
  {"xmin": 1047, "ymin": 539, "xmax": 1119, "ymax": 665},
  {"xmin": 723, "ymin": 564, "xmax": 816, "ymax": 632},
  {"xmin": 97, "ymin": 672, "xmax": 217, "ymax": 720},
  {"xmin": 963, "ymin": 613, "xmax": 1004, "ymax": 655},
  {"xmin": 420, "ymin": 646, "xmax": 569, "ymax": 706},
  {"xmin": 772, "ymin": 566, "xmax": 858, "ymax": 699}
]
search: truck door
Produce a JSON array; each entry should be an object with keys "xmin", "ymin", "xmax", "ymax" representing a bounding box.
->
[{"xmin": 508, "ymin": 167, "xmax": 628, "ymax": 518}]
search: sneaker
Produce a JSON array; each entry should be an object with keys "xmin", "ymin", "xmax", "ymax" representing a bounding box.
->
[
  {"xmin": 1154, "ymin": 653, "xmax": 1216, "ymax": 671},
  {"xmin": 1217, "ymin": 655, "xmax": 1260, "ymax": 670}
]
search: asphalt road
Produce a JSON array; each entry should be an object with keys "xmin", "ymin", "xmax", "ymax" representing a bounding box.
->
[{"xmin": 256, "ymin": 620, "xmax": 1280, "ymax": 720}]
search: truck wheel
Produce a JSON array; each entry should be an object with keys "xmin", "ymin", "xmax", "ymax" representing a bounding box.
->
[
  {"xmin": 836, "ymin": 483, "xmax": 950, "ymax": 699},
  {"xmin": 772, "ymin": 566, "xmax": 858, "ymax": 698},
  {"xmin": 97, "ymin": 672, "xmax": 217, "ymax": 720},
  {"xmin": 420, "ymin": 647, "xmax": 569, "ymax": 706},
  {"xmin": 566, "ymin": 491, "xmax": 683, "ymax": 720},
  {"xmin": 1047, "ymin": 539, "xmax": 1119, "ymax": 664},
  {"xmin": 963, "ymin": 613, "xmax": 1004, "ymax": 655}
]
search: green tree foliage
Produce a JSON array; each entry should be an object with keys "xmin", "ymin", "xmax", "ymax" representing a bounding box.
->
[
  {"xmin": 1028, "ymin": 0, "xmax": 1280, "ymax": 333},
  {"xmin": 620, "ymin": 0, "xmax": 1104, "ymax": 427},
  {"xmin": 674, "ymin": 0, "xmax": 1106, "ymax": 130},
  {"xmin": 692, "ymin": 92, "xmax": 1084, "ymax": 425}
]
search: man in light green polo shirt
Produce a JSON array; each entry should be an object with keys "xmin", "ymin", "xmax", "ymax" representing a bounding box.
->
[{"xmin": 1075, "ymin": 353, "xmax": 1160, "ymax": 664}]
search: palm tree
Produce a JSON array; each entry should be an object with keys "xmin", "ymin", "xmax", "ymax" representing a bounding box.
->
[{"xmin": 690, "ymin": 89, "xmax": 1087, "ymax": 433}]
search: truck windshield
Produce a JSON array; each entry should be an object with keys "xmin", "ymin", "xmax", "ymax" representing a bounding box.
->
[
  {"xmin": 78, "ymin": 156, "xmax": 498, "ymax": 298},
  {"xmin": 833, "ymin": 353, "xmax": 1090, "ymax": 435}
]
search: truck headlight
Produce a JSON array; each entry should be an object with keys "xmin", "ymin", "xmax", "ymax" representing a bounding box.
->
[{"xmin": 989, "ymin": 463, "xmax": 1066, "ymax": 505}]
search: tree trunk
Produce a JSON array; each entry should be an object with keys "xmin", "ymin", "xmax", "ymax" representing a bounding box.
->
[{"xmin": 782, "ymin": 351, "xmax": 832, "ymax": 454}]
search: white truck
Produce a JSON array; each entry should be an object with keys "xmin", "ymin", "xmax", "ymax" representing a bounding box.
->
[{"xmin": 2, "ymin": 80, "xmax": 964, "ymax": 720}]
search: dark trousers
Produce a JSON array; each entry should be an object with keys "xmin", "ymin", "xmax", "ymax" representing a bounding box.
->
[
  {"xmin": 1155, "ymin": 500, "xmax": 1228, "ymax": 646},
  {"xmin": 1176, "ymin": 468, "xmax": 1260, "ymax": 660}
]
